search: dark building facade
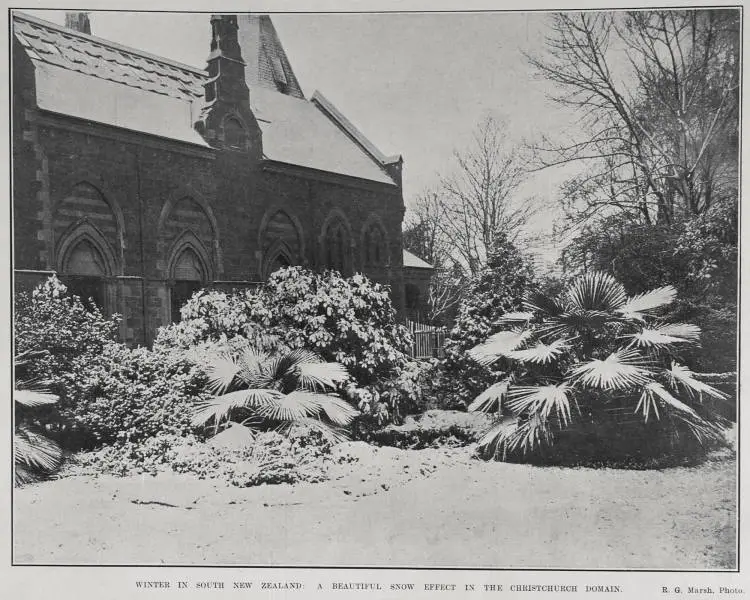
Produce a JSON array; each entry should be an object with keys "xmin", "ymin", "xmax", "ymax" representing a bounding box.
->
[{"xmin": 13, "ymin": 12, "xmax": 430, "ymax": 345}]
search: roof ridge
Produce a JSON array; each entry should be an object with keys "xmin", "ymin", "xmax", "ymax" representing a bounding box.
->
[
  {"xmin": 13, "ymin": 10, "xmax": 208, "ymax": 77},
  {"xmin": 310, "ymin": 90, "xmax": 402, "ymax": 166}
]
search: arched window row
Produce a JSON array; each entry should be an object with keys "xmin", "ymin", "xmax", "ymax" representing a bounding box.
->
[
  {"xmin": 324, "ymin": 219, "xmax": 349, "ymax": 274},
  {"xmin": 53, "ymin": 180, "xmax": 119, "ymax": 314},
  {"xmin": 169, "ymin": 245, "xmax": 209, "ymax": 323},
  {"xmin": 260, "ymin": 210, "xmax": 303, "ymax": 280},
  {"xmin": 363, "ymin": 223, "xmax": 386, "ymax": 267},
  {"xmin": 52, "ymin": 181, "xmax": 221, "ymax": 323},
  {"xmin": 159, "ymin": 192, "xmax": 220, "ymax": 323},
  {"xmin": 60, "ymin": 237, "xmax": 110, "ymax": 311}
]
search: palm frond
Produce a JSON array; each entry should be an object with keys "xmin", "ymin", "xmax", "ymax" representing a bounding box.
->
[
  {"xmin": 636, "ymin": 382, "xmax": 702, "ymax": 423},
  {"xmin": 469, "ymin": 329, "xmax": 532, "ymax": 365},
  {"xmin": 296, "ymin": 361, "xmax": 349, "ymax": 392},
  {"xmin": 533, "ymin": 318, "xmax": 578, "ymax": 340},
  {"xmin": 15, "ymin": 426, "xmax": 62, "ymax": 473},
  {"xmin": 570, "ymin": 349, "xmax": 651, "ymax": 390},
  {"xmin": 655, "ymin": 323, "xmax": 702, "ymax": 341},
  {"xmin": 468, "ymin": 380, "xmax": 510, "ymax": 413},
  {"xmin": 506, "ymin": 384, "xmax": 574, "ymax": 426},
  {"xmin": 507, "ymin": 339, "xmax": 570, "ymax": 365},
  {"xmin": 477, "ymin": 414, "xmax": 519, "ymax": 457},
  {"xmin": 504, "ymin": 413, "xmax": 553, "ymax": 455},
  {"xmin": 536, "ymin": 309, "xmax": 614, "ymax": 339},
  {"xmin": 635, "ymin": 384, "xmax": 661, "ymax": 422},
  {"xmin": 314, "ymin": 394, "xmax": 359, "ymax": 426},
  {"xmin": 617, "ymin": 286, "xmax": 677, "ymax": 319},
  {"xmin": 237, "ymin": 346, "xmax": 272, "ymax": 384},
  {"xmin": 14, "ymin": 388, "xmax": 58, "ymax": 408},
  {"xmin": 203, "ymin": 352, "xmax": 243, "ymax": 394},
  {"xmin": 267, "ymin": 347, "xmax": 320, "ymax": 377},
  {"xmin": 255, "ymin": 390, "xmax": 326, "ymax": 423},
  {"xmin": 14, "ymin": 349, "xmax": 50, "ymax": 371},
  {"xmin": 192, "ymin": 388, "xmax": 284, "ymax": 427},
  {"xmin": 567, "ymin": 271, "xmax": 627, "ymax": 313},
  {"xmin": 628, "ymin": 323, "xmax": 701, "ymax": 349},
  {"xmin": 666, "ymin": 362, "xmax": 729, "ymax": 401},
  {"xmin": 670, "ymin": 411, "xmax": 726, "ymax": 446},
  {"xmin": 266, "ymin": 348, "xmax": 326, "ymax": 392},
  {"xmin": 15, "ymin": 464, "xmax": 36, "ymax": 486},
  {"xmin": 523, "ymin": 290, "xmax": 565, "ymax": 317},
  {"xmin": 648, "ymin": 382, "xmax": 699, "ymax": 418}
]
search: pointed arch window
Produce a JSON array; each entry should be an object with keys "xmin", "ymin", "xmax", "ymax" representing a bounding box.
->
[
  {"xmin": 268, "ymin": 251, "xmax": 291, "ymax": 275},
  {"xmin": 324, "ymin": 220, "xmax": 348, "ymax": 274},
  {"xmin": 363, "ymin": 224, "xmax": 386, "ymax": 267},
  {"xmin": 170, "ymin": 247, "xmax": 207, "ymax": 323},
  {"xmin": 61, "ymin": 238, "xmax": 109, "ymax": 310}
]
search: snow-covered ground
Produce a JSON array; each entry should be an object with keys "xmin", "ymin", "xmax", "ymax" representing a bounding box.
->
[{"xmin": 13, "ymin": 445, "xmax": 736, "ymax": 569}]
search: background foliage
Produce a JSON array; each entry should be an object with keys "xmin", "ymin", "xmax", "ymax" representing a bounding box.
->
[{"xmin": 440, "ymin": 235, "xmax": 536, "ymax": 406}]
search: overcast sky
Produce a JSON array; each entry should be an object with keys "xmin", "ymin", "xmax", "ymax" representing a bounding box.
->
[{"xmin": 26, "ymin": 9, "xmax": 579, "ymax": 263}]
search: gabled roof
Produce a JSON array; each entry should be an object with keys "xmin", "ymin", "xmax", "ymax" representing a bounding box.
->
[
  {"xmin": 14, "ymin": 12, "xmax": 204, "ymax": 102},
  {"xmin": 252, "ymin": 87, "xmax": 396, "ymax": 185},
  {"xmin": 13, "ymin": 11, "xmax": 399, "ymax": 185},
  {"xmin": 403, "ymin": 250, "xmax": 434, "ymax": 270},
  {"xmin": 312, "ymin": 91, "xmax": 402, "ymax": 167},
  {"xmin": 14, "ymin": 12, "xmax": 208, "ymax": 146}
]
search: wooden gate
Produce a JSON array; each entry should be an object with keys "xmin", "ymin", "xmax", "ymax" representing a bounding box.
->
[{"xmin": 405, "ymin": 319, "xmax": 446, "ymax": 359}]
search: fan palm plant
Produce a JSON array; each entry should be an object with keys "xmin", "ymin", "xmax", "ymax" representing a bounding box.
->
[
  {"xmin": 468, "ymin": 271, "xmax": 729, "ymax": 460},
  {"xmin": 192, "ymin": 345, "xmax": 358, "ymax": 442},
  {"xmin": 15, "ymin": 350, "xmax": 63, "ymax": 485}
]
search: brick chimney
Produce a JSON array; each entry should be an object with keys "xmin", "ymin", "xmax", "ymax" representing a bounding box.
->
[{"xmin": 64, "ymin": 12, "xmax": 91, "ymax": 35}]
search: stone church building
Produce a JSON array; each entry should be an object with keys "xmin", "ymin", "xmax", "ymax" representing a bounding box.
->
[{"xmin": 13, "ymin": 11, "xmax": 432, "ymax": 345}]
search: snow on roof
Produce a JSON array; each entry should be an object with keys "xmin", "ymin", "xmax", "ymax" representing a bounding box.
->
[
  {"xmin": 403, "ymin": 249, "xmax": 434, "ymax": 270},
  {"xmin": 251, "ymin": 87, "xmax": 396, "ymax": 185},
  {"xmin": 13, "ymin": 11, "xmax": 399, "ymax": 185}
]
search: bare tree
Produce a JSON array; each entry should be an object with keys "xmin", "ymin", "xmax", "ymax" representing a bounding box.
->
[
  {"xmin": 424, "ymin": 263, "xmax": 464, "ymax": 325},
  {"xmin": 438, "ymin": 116, "xmax": 537, "ymax": 274},
  {"xmin": 402, "ymin": 190, "xmax": 452, "ymax": 269},
  {"xmin": 403, "ymin": 191, "xmax": 463, "ymax": 325},
  {"xmin": 403, "ymin": 117, "xmax": 536, "ymax": 321},
  {"xmin": 529, "ymin": 10, "xmax": 739, "ymax": 229}
]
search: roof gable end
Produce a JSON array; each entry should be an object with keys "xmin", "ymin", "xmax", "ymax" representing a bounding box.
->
[{"xmin": 311, "ymin": 90, "xmax": 402, "ymax": 167}]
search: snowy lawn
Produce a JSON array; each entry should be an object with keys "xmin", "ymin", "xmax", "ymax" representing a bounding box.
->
[{"xmin": 13, "ymin": 444, "xmax": 736, "ymax": 569}]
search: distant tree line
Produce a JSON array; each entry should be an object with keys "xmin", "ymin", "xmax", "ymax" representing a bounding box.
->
[{"xmin": 403, "ymin": 9, "xmax": 738, "ymax": 374}]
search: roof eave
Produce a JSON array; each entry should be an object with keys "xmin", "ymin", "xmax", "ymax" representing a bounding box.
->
[
  {"xmin": 33, "ymin": 107, "xmax": 215, "ymax": 156},
  {"xmin": 261, "ymin": 158, "xmax": 398, "ymax": 191}
]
